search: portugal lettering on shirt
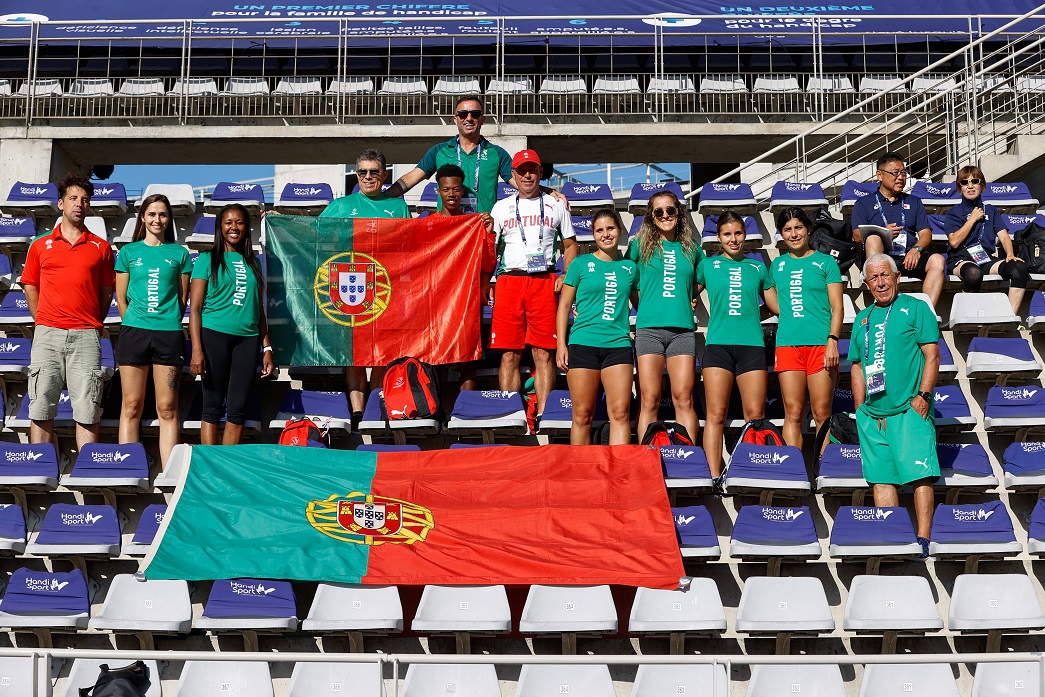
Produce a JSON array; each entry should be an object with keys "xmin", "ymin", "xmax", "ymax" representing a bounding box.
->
[
  {"xmin": 662, "ymin": 249, "xmax": 677, "ymax": 298},
  {"xmin": 147, "ymin": 267, "xmax": 160, "ymax": 313},
  {"xmin": 232, "ymin": 259, "xmax": 248, "ymax": 306},
  {"xmin": 601, "ymin": 271, "xmax": 618, "ymax": 320},
  {"xmin": 789, "ymin": 269, "xmax": 804, "ymax": 318},
  {"xmin": 502, "ymin": 211, "xmax": 554, "ymax": 229},
  {"xmin": 727, "ymin": 266, "xmax": 743, "ymax": 316}
]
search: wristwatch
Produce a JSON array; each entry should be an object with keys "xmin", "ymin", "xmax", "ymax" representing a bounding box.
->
[
  {"xmin": 917, "ymin": 391, "xmax": 932, "ymax": 402},
  {"xmin": 913, "ymin": 245, "xmax": 923, "ymax": 252}
]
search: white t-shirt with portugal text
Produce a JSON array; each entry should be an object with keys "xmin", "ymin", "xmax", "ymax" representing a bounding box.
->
[{"xmin": 491, "ymin": 193, "xmax": 575, "ymax": 273}]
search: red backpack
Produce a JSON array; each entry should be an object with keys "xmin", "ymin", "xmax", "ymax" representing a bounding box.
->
[
  {"xmin": 737, "ymin": 418, "xmax": 785, "ymax": 447},
  {"xmin": 381, "ymin": 357, "xmax": 441, "ymax": 421},
  {"xmin": 641, "ymin": 421, "xmax": 694, "ymax": 447},
  {"xmin": 278, "ymin": 418, "xmax": 327, "ymax": 448}
]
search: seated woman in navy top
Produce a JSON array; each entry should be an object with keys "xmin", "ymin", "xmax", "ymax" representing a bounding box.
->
[{"xmin": 943, "ymin": 165, "xmax": 1028, "ymax": 315}]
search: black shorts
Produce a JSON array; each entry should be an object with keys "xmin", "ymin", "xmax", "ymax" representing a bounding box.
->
[
  {"xmin": 702, "ymin": 344, "xmax": 766, "ymax": 375},
  {"xmin": 115, "ymin": 326, "xmax": 185, "ymax": 367},
  {"xmin": 946, "ymin": 248, "xmax": 997, "ymax": 274},
  {"xmin": 891, "ymin": 250, "xmax": 934, "ymax": 280},
  {"xmin": 568, "ymin": 344, "xmax": 633, "ymax": 371}
]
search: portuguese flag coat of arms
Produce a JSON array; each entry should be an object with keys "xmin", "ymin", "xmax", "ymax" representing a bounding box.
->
[{"xmin": 264, "ymin": 214, "xmax": 486, "ymax": 366}]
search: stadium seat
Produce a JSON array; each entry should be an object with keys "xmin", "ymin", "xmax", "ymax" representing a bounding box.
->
[
  {"xmin": 87, "ymin": 574, "xmax": 191, "ymax": 643},
  {"xmin": 26, "ymin": 503, "xmax": 121, "ymax": 557},
  {"xmin": 0, "ymin": 181, "xmax": 58, "ymax": 218},
  {"xmin": 933, "ymin": 384, "xmax": 977, "ymax": 431},
  {"xmin": 748, "ymin": 665, "xmax": 846, "ymax": 697},
  {"xmin": 181, "ymin": 384, "xmax": 262, "ymax": 434},
  {"xmin": 672, "ymin": 505, "xmax": 721, "ymax": 559},
  {"xmin": 516, "ymin": 665, "xmax": 614, "ymax": 697},
  {"xmin": 947, "ymin": 293, "xmax": 1020, "ymax": 333},
  {"xmin": 59, "ymin": 659, "xmax": 163, "ymax": 697},
  {"xmin": 358, "ymin": 389, "xmax": 441, "ymax": 441},
  {"xmin": 662, "ymin": 445, "xmax": 714, "ymax": 492},
  {"xmin": 829, "ymin": 506, "xmax": 923, "ymax": 562},
  {"xmin": 171, "ymin": 661, "xmax": 273, "ymax": 697},
  {"xmin": 286, "ymin": 662, "xmax": 384, "ymax": 697},
  {"xmin": 116, "ymin": 77, "xmax": 165, "ymax": 98},
  {"xmin": 628, "ymin": 182, "xmax": 686, "ymax": 216},
  {"xmin": 205, "ymin": 181, "xmax": 266, "ymax": 215},
  {"xmin": 1002, "ymin": 441, "xmax": 1045, "ymax": 493},
  {"xmin": 948, "ymin": 573, "xmax": 1045, "ymax": 650},
  {"xmin": 768, "ymin": 181, "xmax": 829, "ymax": 215},
  {"xmin": 984, "ymin": 383, "xmax": 1045, "ymax": 432},
  {"xmin": 0, "ymin": 656, "xmax": 51, "ymax": 697},
  {"xmin": 0, "ymin": 442, "xmax": 59, "ymax": 489},
  {"xmin": 89, "ymin": 182, "xmax": 129, "ymax": 217},
  {"xmin": 699, "ymin": 74, "xmax": 749, "ymax": 113},
  {"xmin": 0, "ymin": 567, "xmax": 89, "ymax": 631},
  {"xmin": 221, "ymin": 76, "xmax": 270, "ymax": 96},
  {"xmin": 840, "ymin": 180, "xmax": 879, "ymax": 216},
  {"xmin": 154, "ymin": 443, "xmax": 189, "ymax": 490},
  {"xmin": 485, "ymin": 76, "xmax": 533, "ymax": 98},
  {"xmin": 196, "ymin": 578, "xmax": 298, "ymax": 650},
  {"xmin": 0, "ymin": 503, "xmax": 26, "ymax": 553},
  {"xmin": 539, "ymin": 75, "xmax": 587, "ymax": 113},
  {"xmin": 735, "ymin": 576, "xmax": 834, "ymax": 651},
  {"xmin": 593, "ymin": 75, "xmax": 642, "ymax": 112},
  {"xmin": 0, "ymin": 291, "xmax": 34, "ymax": 328},
  {"xmin": 447, "ymin": 390, "xmax": 527, "ymax": 441},
  {"xmin": 730, "ymin": 505, "xmax": 821, "ymax": 565},
  {"xmin": 911, "ymin": 181, "xmax": 960, "ymax": 213},
  {"xmin": 859, "ymin": 664, "xmax": 959, "ymax": 697},
  {"xmin": 414, "ymin": 182, "xmax": 438, "ymax": 211},
  {"xmin": 402, "ymin": 664, "xmax": 499, "ymax": 697},
  {"xmin": 326, "ymin": 76, "xmax": 375, "ymax": 97},
  {"xmin": 965, "ymin": 337, "xmax": 1041, "ymax": 380},
  {"xmin": 843, "ymin": 575, "xmax": 943, "ymax": 651},
  {"xmin": 929, "ymin": 501, "xmax": 1022, "ymax": 567},
  {"xmin": 9, "ymin": 390, "xmax": 72, "ymax": 433},
  {"xmin": 167, "ymin": 76, "xmax": 218, "ymax": 97},
  {"xmin": 934, "ymin": 442, "xmax": 998, "ymax": 497},
  {"xmin": 0, "ymin": 216, "xmax": 34, "ymax": 247},
  {"xmin": 1028, "ymin": 291, "xmax": 1045, "ymax": 331},
  {"xmin": 571, "ymin": 215, "xmax": 594, "ymax": 242},
  {"xmin": 983, "ymin": 182, "xmax": 1039, "ymax": 213},
  {"xmin": 519, "ymin": 585, "xmax": 617, "ymax": 653},
  {"xmin": 274, "ymin": 182, "xmax": 334, "ymax": 215},
  {"xmin": 186, "ymin": 215, "xmax": 216, "ymax": 246},
  {"xmin": 701, "ymin": 213, "xmax": 762, "ymax": 250},
  {"xmin": 633, "ymin": 664, "xmax": 729, "ymax": 697},
  {"xmin": 539, "ymin": 389, "xmax": 604, "ymax": 437},
  {"xmin": 123, "ymin": 503, "xmax": 166, "ymax": 556},
  {"xmin": 432, "ymin": 75, "xmax": 483, "ymax": 98},
  {"xmin": 274, "ymin": 76, "xmax": 324, "ymax": 97},
  {"xmin": 859, "ymin": 74, "xmax": 909, "ymax": 102},
  {"xmin": 971, "ymin": 661, "xmax": 1041, "ymax": 697},
  {"xmin": 816, "ymin": 443, "xmax": 868, "ymax": 495},
  {"xmin": 697, "ymin": 182, "xmax": 757, "ymax": 216},
  {"xmin": 560, "ymin": 182, "xmax": 614, "ymax": 214},
  {"xmin": 269, "ymin": 389, "xmax": 351, "ymax": 432},
  {"xmin": 140, "ymin": 183, "xmax": 196, "ymax": 218},
  {"xmin": 412, "ymin": 585, "xmax": 511, "ymax": 652},
  {"xmin": 722, "ymin": 444, "xmax": 810, "ymax": 499},
  {"xmin": 60, "ymin": 442, "xmax": 150, "ymax": 493},
  {"xmin": 628, "ymin": 579, "xmax": 726, "ymax": 652},
  {"xmin": 302, "ymin": 583, "xmax": 402, "ymax": 651}
]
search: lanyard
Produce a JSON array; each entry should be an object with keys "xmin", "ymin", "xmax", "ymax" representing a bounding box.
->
[
  {"xmin": 456, "ymin": 137, "xmax": 482, "ymax": 193},
  {"xmin": 876, "ymin": 192, "xmax": 905, "ymax": 230},
  {"xmin": 515, "ymin": 193, "xmax": 545, "ymax": 247},
  {"xmin": 864, "ymin": 301, "xmax": 894, "ymax": 365}
]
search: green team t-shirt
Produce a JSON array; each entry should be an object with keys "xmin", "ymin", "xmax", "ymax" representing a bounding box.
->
[
  {"xmin": 695, "ymin": 255, "xmax": 775, "ymax": 347},
  {"xmin": 190, "ymin": 252, "xmax": 261, "ymax": 336},
  {"xmin": 626, "ymin": 238, "xmax": 705, "ymax": 330},
  {"xmin": 319, "ymin": 191, "xmax": 410, "ymax": 220},
  {"xmin": 563, "ymin": 254, "xmax": 638, "ymax": 348},
  {"xmin": 771, "ymin": 250, "xmax": 844, "ymax": 347},
  {"xmin": 847, "ymin": 293, "xmax": 940, "ymax": 418},
  {"xmin": 115, "ymin": 241, "xmax": 193, "ymax": 331},
  {"xmin": 417, "ymin": 136, "xmax": 513, "ymax": 214}
]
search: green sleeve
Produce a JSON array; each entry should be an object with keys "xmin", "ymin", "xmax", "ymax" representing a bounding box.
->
[
  {"xmin": 694, "ymin": 261, "xmax": 705, "ymax": 287},
  {"xmin": 825, "ymin": 256, "xmax": 844, "ymax": 284},
  {"xmin": 190, "ymin": 253, "xmax": 211, "ymax": 281},
  {"xmin": 318, "ymin": 199, "xmax": 341, "ymax": 218},
  {"xmin": 761, "ymin": 263, "xmax": 776, "ymax": 289},
  {"xmin": 114, "ymin": 249, "xmax": 128, "ymax": 273},
  {"xmin": 497, "ymin": 146, "xmax": 513, "ymax": 183},
  {"xmin": 625, "ymin": 239, "xmax": 639, "ymax": 262},
  {"xmin": 180, "ymin": 248, "xmax": 194, "ymax": 275},
  {"xmin": 563, "ymin": 256, "xmax": 583, "ymax": 287},
  {"xmin": 848, "ymin": 320, "xmax": 863, "ymax": 364},
  {"xmin": 416, "ymin": 143, "xmax": 441, "ymax": 177},
  {"xmin": 626, "ymin": 262, "xmax": 639, "ymax": 292},
  {"xmin": 915, "ymin": 298, "xmax": 941, "ymax": 344}
]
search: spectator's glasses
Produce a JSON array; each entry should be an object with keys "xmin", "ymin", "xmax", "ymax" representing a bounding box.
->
[
  {"xmin": 357, "ymin": 169, "xmax": 383, "ymax": 179},
  {"xmin": 959, "ymin": 178, "xmax": 983, "ymax": 186},
  {"xmin": 878, "ymin": 168, "xmax": 908, "ymax": 178},
  {"xmin": 653, "ymin": 206, "xmax": 678, "ymax": 219},
  {"xmin": 456, "ymin": 109, "xmax": 483, "ymax": 119}
]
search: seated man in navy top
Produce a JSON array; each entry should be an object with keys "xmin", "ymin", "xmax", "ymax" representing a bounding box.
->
[{"xmin": 851, "ymin": 152, "xmax": 944, "ymax": 306}]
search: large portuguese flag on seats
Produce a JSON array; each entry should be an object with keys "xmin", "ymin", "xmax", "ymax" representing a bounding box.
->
[
  {"xmin": 142, "ymin": 444, "xmax": 684, "ymax": 589},
  {"xmin": 264, "ymin": 214, "xmax": 485, "ymax": 367}
]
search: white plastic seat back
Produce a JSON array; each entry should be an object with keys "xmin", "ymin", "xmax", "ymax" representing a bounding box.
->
[{"xmin": 172, "ymin": 660, "xmax": 273, "ymax": 697}]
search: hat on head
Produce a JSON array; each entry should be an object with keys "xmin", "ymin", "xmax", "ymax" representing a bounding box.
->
[{"xmin": 512, "ymin": 149, "xmax": 541, "ymax": 169}]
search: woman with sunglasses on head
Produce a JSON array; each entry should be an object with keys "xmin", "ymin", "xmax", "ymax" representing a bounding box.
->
[
  {"xmin": 556, "ymin": 209, "xmax": 638, "ymax": 445},
  {"xmin": 771, "ymin": 207, "xmax": 844, "ymax": 452},
  {"xmin": 189, "ymin": 204, "xmax": 276, "ymax": 446},
  {"xmin": 696, "ymin": 211, "xmax": 779, "ymax": 477},
  {"xmin": 626, "ymin": 191, "xmax": 704, "ymax": 443},
  {"xmin": 944, "ymin": 165, "xmax": 1028, "ymax": 315},
  {"xmin": 114, "ymin": 194, "xmax": 193, "ymax": 469}
]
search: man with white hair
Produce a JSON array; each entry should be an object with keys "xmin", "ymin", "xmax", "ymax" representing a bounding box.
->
[{"xmin": 848, "ymin": 253, "xmax": 941, "ymax": 557}]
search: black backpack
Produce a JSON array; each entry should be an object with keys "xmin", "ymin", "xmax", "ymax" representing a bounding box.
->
[
  {"xmin": 79, "ymin": 661, "xmax": 149, "ymax": 697},
  {"xmin": 1015, "ymin": 222, "xmax": 1045, "ymax": 273},
  {"xmin": 809, "ymin": 412, "xmax": 860, "ymax": 478},
  {"xmin": 809, "ymin": 208, "xmax": 858, "ymax": 273}
]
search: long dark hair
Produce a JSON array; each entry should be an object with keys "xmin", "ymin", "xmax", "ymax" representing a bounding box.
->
[
  {"xmin": 636, "ymin": 191, "xmax": 697, "ymax": 264},
  {"xmin": 133, "ymin": 194, "xmax": 175, "ymax": 244},
  {"xmin": 209, "ymin": 204, "xmax": 264, "ymax": 290},
  {"xmin": 774, "ymin": 206, "xmax": 814, "ymax": 238}
]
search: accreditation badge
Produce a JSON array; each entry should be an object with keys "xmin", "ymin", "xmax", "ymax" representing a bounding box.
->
[
  {"xmin": 461, "ymin": 195, "xmax": 478, "ymax": 214},
  {"xmin": 865, "ymin": 360, "xmax": 886, "ymax": 395},
  {"xmin": 891, "ymin": 231, "xmax": 908, "ymax": 256},
  {"xmin": 968, "ymin": 243, "xmax": 991, "ymax": 265},
  {"xmin": 527, "ymin": 252, "xmax": 548, "ymax": 273}
]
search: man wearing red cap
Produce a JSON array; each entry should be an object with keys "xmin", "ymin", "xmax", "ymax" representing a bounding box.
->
[{"xmin": 489, "ymin": 149, "xmax": 577, "ymax": 426}]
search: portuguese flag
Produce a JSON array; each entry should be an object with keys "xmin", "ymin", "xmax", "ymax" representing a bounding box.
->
[
  {"xmin": 264, "ymin": 215, "xmax": 485, "ymax": 367},
  {"xmin": 142, "ymin": 444, "xmax": 684, "ymax": 588}
]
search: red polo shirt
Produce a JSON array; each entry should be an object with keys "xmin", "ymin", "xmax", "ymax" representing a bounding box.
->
[{"xmin": 20, "ymin": 224, "xmax": 116, "ymax": 330}]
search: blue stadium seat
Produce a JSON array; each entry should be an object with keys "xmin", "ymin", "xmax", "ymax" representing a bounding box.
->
[
  {"xmin": 571, "ymin": 214, "xmax": 593, "ymax": 242},
  {"xmin": 829, "ymin": 385, "xmax": 856, "ymax": 414},
  {"xmin": 948, "ymin": 574, "xmax": 1045, "ymax": 649},
  {"xmin": 929, "ymin": 501, "xmax": 1022, "ymax": 562},
  {"xmin": 61, "ymin": 442, "xmax": 150, "ymax": 491},
  {"xmin": 0, "ymin": 503, "xmax": 26, "ymax": 553},
  {"xmin": 26, "ymin": 503, "xmax": 121, "ymax": 557},
  {"xmin": 496, "ymin": 182, "xmax": 518, "ymax": 201},
  {"xmin": 839, "ymin": 180, "xmax": 877, "ymax": 216},
  {"xmin": 860, "ymin": 664, "xmax": 959, "ymax": 697},
  {"xmin": 172, "ymin": 661, "xmax": 273, "ymax": 697},
  {"xmin": 0, "ymin": 291, "xmax": 33, "ymax": 328},
  {"xmin": 662, "ymin": 445, "xmax": 713, "ymax": 491},
  {"xmin": 829, "ymin": 506, "xmax": 922, "ymax": 561},
  {"xmin": 1029, "ymin": 291, "xmax": 1045, "ymax": 331},
  {"xmin": 1029, "ymin": 498, "xmax": 1045, "ymax": 556},
  {"xmin": 698, "ymin": 182, "xmax": 757, "ymax": 216},
  {"xmin": 815, "ymin": 443, "xmax": 867, "ymax": 495},
  {"xmin": 539, "ymin": 389, "xmax": 607, "ymax": 437},
  {"xmin": 402, "ymin": 664, "xmax": 498, "ymax": 697},
  {"xmin": 911, "ymin": 180, "xmax": 960, "ymax": 213},
  {"xmin": 843, "ymin": 575, "xmax": 943, "ymax": 644},
  {"xmin": 89, "ymin": 182, "xmax": 129, "ymax": 217},
  {"xmin": 269, "ymin": 389, "xmax": 351, "ymax": 432},
  {"xmin": 768, "ymin": 181, "xmax": 828, "ymax": 215},
  {"xmin": 447, "ymin": 390, "xmax": 527, "ymax": 440},
  {"xmin": 934, "ymin": 442, "xmax": 997, "ymax": 496},
  {"xmin": 937, "ymin": 338, "xmax": 958, "ymax": 380},
  {"xmin": 516, "ymin": 665, "xmax": 614, "ymax": 697},
  {"xmin": 0, "ymin": 442, "xmax": 59, "ymax": 489},
  {"xmin": 967, "ymin": 338, "xmax": 1042, "ymax": 380},
  {"xmin": 629, "ymin": 578, "xmax": 727, "ymax": 648},
  {"xmin": 123, "ymin": 503, "xmax": 166, "ymax": 557},
  {"xmin": 672, "ymin": 505, "xmax": 720, "ymax": 559},
  {"xmin": 414, "ymin": 181, "xmax": 438, "ymax": 212},
  {"xmin": 729, "ymin": 505, "xmax": 821, "ymax": 562},
  {"xmin": 186, "ymin": 215, "xmax": 216, "ymax": 246},
  {"xmin": 358, "ymin": 389, "xmax": 441, "ymax": 440},
  {"xmin": 701, "ymin": 213, "xmax": 761, "ymax": 250},
  {"xmin": 982, "ymin": 181, "xmax": 1039, "ymax": 213},
  {"xmin": 0, "ymin": 251, "xmax": 12, "ymax": 288},
  {"xmin": 274, "ymin": 182, "xmax": 334, "ymax": 216},
  {"xmin": 0, "ymin": 181, "xmax": 58, "ymax": 218},
  {"xmin": 561, "ymin": 182, "xmax": 614, "ymax": 215},
  {"xmin": 88, "ymin": 574, "xmax": 192, "ymax": 637},
  {"xmin": 722, "ymin": 443, "xmax": 810, "ymax": 498},
  {"xmin": 933, "ymin": 385, "xmax": 977, "ymax": 431},
  {"xmin": 205, "ymin": 181, "xmax": 266, "ymax": 215},
  {"xmin": 633, "ymin": 664, "xmax": 728, "ymax": 697},
  {"xmin": 0, "ymin": 217, "xmax": 34, "ymax": 247},
  {"xmin": 724, "ymin": 384, "xmax": 784, "ymax": 429},
  {"xmin": 983, "ymin": 384, "xmax": 1045, "ymax": 432},
  {"xmin": 0, "ymin": 567, "xmax": 89, "ymax": 630},
  {"xmin": 928, "ymin": 213, "xmax": 951, "ymax": 247},
  {"xmin": 1002, "ymin": 441, "xmax": 1045, "ymax": 493},
  {"xmin": 196, "ymin": 579, "xmax": 299, "ymax": 633},
  {"xmin": 628, "ymin": 182, "xmax": 685, "ymax": 216}
]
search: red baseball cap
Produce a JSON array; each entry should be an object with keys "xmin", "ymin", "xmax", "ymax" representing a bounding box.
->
[{"xmin": 512, "ymin": 149, "xmax": 541, "ymax": 169}]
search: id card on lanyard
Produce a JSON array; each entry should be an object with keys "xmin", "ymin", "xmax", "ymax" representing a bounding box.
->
[
  {"xmin": 516, "ymin": 194, "xmax": 549, "ymax": 273},
  {"xmin": 456, "ymin": 137, "xmax": 481, "ymax": 214},
  {"xmin": 864, "ymin": 303, "xmax": 893, "ymax": 395},
  {"xmin": 877, "ymin": 192, "xmax": 908, "ymax": 255}
]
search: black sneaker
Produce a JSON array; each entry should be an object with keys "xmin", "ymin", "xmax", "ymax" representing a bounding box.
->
[
  {"xmin": 917, "ymin": 536, "xmax": 930, "ymax": 559},
  {"xmin": 350, "ymin": 411, "xmax": 363, "ymax": 432}
]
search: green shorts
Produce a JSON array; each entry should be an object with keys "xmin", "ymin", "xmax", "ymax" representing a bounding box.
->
[{"xmin": 856, "ymin": 404, "xmax": 941, "ymax": 486}]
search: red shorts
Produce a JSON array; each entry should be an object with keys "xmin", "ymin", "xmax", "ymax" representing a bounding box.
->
[
  {"xmin": 775, "ymin": 345, "xmax": 827, "ymax": 375},
  {"xmin": 490, "ymin": 273, "xmax": 558, "ymax": 351}
]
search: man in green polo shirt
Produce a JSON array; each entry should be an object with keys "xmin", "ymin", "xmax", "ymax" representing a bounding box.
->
[{"xmin": 848, "ymin": 253, "xmax": 941, "ymax": 558}]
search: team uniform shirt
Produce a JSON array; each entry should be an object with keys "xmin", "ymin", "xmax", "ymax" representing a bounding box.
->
[
  {"xmin": 417, "ymin": 136, "xmax": 513, "ymax": 214},
  {"xmin": 851, "ymin": 191, "xmax": 929, "ymax": 257},
  {"xmin": 847, "ymin": 293, "xmax": 940, "ymax": 418},
  {"xmin": 771, "ymin": 251, "xmax": 844, "ymax": 347},
  {"xmin": 563, "ymin": 254, "xmax": 638, "ymax": 348},
  {"xmin": 319, "ymin": 191, "xmax": 410, "ymax": 220},
  {"xmin": 190, "ymin": 252, "xmax": 261, "ymax": 336},
  {"xmin": 626, "ymin": 239, "xmax": 704, "ymax": 330},
  {"xmin": 695, "ymin": 255, "xmax": 775, "ymax": 347},
  {"xmin": 20, "ymin": 225, "xmax": 116, "ymax": 331},
  {"xmin": 491, "ymin": 194, "xmax": 575, "ymax": 274},
  {"xmin": 115, "ymin": 241, "xmax": 193, "ymax": 331},
  {"xmin": 943, "ymin": 198, "xmax": 1006, "ymax": 257}
]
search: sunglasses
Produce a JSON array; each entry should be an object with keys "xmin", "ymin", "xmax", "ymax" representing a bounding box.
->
[
  {"xmin": 456, "ymin": 109, "xmax": 483, "ymax": 119},
  {"xmin": 357, "ymin": 169, "xmax": 383, "ymax": 179},
  {"xmin": 653, "ymin": 206, "xmax": 678, "ymax": 219},
  {"xmin": 959, "ymin": 178, "xmax": 983, "ymax": 186}
]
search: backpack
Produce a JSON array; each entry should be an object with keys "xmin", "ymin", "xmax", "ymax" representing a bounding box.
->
[
  {"xmin": 809, "ymin": 208, "xmax": 858, "ymax": 273},
  {"xmin": 736, "ymin": 418, "xmax": 785, "ymax": 447},
  {"xmin": 808, "ymin": 412, "xmax": 859, "ymax": 475},
  {"xmin": 381, "ymin": 357, "xmax": 440, "ymax": 421},
  {"xmin": 79, "ymin": 661, "xmax": 149, "ymax": 697},
  {"xmin": 641, "ymin": 421, "xmax": 694, "ymax": 447},
  {"xmin": 591, "ymin": 421, "xmax": 611, "ymax": 445},
  {"xmin": 1015, "ymin": 221, "xmax": 1045, "ymax": 273},
  {"xmin": 278, "ymin": 417, "xmax": 327, "ymax": 448}
]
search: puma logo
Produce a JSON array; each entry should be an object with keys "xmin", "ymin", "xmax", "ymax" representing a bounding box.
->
[
  {"xmin": 811, "ymin": 261, "xmax": 825, "ymax": 270},
  {"xmin": 899, "ymin": 307, "xmax": 910, "ymax": 315}
]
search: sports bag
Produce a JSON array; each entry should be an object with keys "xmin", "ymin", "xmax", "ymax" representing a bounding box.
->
[
  {"xmin": 79, "ymin": 661, "xmax": 149, "ymax": 697},
  {"xmin": 736, "ymin": 418, "xmax": 785, "ymax": 447},
  {"xmin": 278, "ymin": 417, "xmax": 327, "ymax": 448},
  {"xmin": 810, "ymin": 412, "xmax": 859, "ymax": 477},
  {"xmin": 1015, "ymin": 221, "xmax": 1045, "ymax": 273},
  {"xmin": 809, "ymin": 208, "xmax": 858, "ymax": 273},
  {"xmin": 381, "ymin": 357, "xmax": 440, "ymax": 421},
  {"xmin": 641, "ymin": 421, "xmax": 694, "ymax": 447}
]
